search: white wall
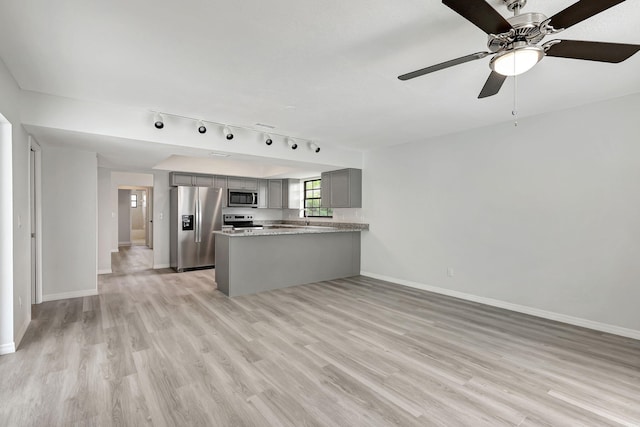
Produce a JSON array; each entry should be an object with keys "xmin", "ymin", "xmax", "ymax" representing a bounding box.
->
[
  {"xmin": 151, "ymin": 171, "xmax": 170, "ymax": 268},
  {"xmin": 97, "ymin": 167, "xmax": 111, "ymax": 273},
  {"xmin": 118, "ymin": 189, "xmax": 131, "ymax": 245},
  {"xmin": 0, "ymin": 58, "xmax": 31, "ymax": 354},
  {"xmin": 361, "ymin": 93, "xmax": 640, "ymax": 337},
  {"xmin": 41, "ymin": 146, "xmax": 98, "ymax": 301}
]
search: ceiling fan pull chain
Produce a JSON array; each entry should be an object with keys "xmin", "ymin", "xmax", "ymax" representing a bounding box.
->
[{"xmin": 512, "ymin": 75, "xmax": 518, "ymax": 127}]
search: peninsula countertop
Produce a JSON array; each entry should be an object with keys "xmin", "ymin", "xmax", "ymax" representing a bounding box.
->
[{"xmin": 213, "ymin": 222, "xmax": 368, "ymax": 237}]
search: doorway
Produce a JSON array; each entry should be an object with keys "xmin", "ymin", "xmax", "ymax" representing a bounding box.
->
[
  {"xmin": 29, "ymin": 138, "xmax": 42, "ymax": 304},
  {"xmin": 115, "ymin": 185, "xmax": 153, "ymax": 273}
]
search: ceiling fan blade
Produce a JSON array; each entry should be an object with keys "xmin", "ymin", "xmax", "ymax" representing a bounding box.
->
[
  {"xmin": 548, "ymin": 0, "xmax": 626, "ymax": 30},
  {"xmin": 398, "ymin": 52, "xmax": 491, "ymax": 81},
  {"xmin": 442, "ymin": 0, "xmax": 513, "ymax": 35},
  {"xmin": 478, "ymin": 71, "xmax": 507, "ymax": 98},
  {"xmin": 545, "ymin": 40, "xmax": 640, "ymax": 63}
]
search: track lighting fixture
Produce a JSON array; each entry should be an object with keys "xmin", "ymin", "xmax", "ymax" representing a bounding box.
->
[
  {"xmin": 223, "ymin": 126, "xmax": 234, "ymax": 140},
  {"xmin": 153, "ymin": 113, "xmax": 164, "ymax": 129},
  {"xmin": 149, "ymin": 111, "xmax": 317, "ymax": 149}
]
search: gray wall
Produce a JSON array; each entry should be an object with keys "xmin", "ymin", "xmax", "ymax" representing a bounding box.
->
[
  {"xmin": 361, "ymin": 92, "xmax": 640, "ymax": 334},
  {"xmin": 97, "ymin": 167, "xmax": 112, "ymax": 273},
  {"xmin": 118, "ymin": 189, "xmax": 131, "ymax": 245},
  {"xmin": 41, "ymin": 146, "xmax": 97, "ymax": 300}
]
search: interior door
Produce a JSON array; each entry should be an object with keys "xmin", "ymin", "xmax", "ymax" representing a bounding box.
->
[
  {"xmin": 146, "ymin": 187, "xmax": 153, "ymax": 249},
  {"xmin": 177, "ymin": 186, "xmax": 198, "ymax": 269},
  {"xmin": 30, "ymin": 148, "xmax": 36, "ymax": 304}
]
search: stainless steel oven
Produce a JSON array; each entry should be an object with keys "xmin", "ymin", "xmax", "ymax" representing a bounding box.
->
[{"xmin": 228, "ymin": 189, "xmax": 258, "ymax": 208}]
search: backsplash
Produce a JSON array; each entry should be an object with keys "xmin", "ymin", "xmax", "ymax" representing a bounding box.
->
[
  {"xmin": 283, "ymin": 208, "xmax": 365, "ymax": 223},
  {"xmin": 222, "ymin": 207, "xmax": 284, "ymax": 221}
]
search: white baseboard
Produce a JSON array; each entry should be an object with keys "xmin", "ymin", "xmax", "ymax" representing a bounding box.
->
[
  {"xmin": 14, "ymin": 316, "xmax": 31, "ymax": 350},
  {"xmin": 43, "ymin": 289, "xmax": 98, "ymax": 302},
  {"xmin": 0, "ymin": 342, "xmax": 16, "ymax": 355},
  {"xmin": 97, "ymin": 269, "xmax": 112, "ymax": 275},
  {"xmin": 154, "ymin": 264, "xmax": 170, "ymax": 269},
  {"xmin": 111, "ymin": 249, "xmax": 119, "ymax": 253},
  {"xmin": 360, "ymin": 271, "xmax": 640, "ymax": 341},
  {"xmin": 119, "ymin": 242, "xmax": 131, "ymax": 246}
]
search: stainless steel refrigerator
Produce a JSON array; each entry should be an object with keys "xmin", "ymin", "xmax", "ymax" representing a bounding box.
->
[{"xmin": 170, "ymin": 186, "xmax": 223, "ymax": 272}]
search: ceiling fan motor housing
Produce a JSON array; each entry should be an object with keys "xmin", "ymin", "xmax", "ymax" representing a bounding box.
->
[{"xmin": 487, "ymin": 12, "xmax": 548, "ymax": 52}]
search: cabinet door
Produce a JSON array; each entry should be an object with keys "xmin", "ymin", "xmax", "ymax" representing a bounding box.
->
[
  {"xmin": 268, "ymin": 180, "xmax": 283, "ymax": 209},
  {"xmin": 320, "ymin": 172, "xmax": 331, "ymax": 208},
  {"xmin": 214, "ymin": 176, "xmax": 228, "ymax": 207},
  {"xmin": 227, "ymin": 177, "xmax": 244, "ymax": 189},
  {"xmin": 243, "ymin": 178, "xmax": 258, "ymax": 190},
  {"xmin": 257, "ymin": 179, "xmax": 268, "ymax": 208},
  {"xmin": 194, "ymin": 175, "xmax": 214, "ymax": 186},
  {"xmin": 172, "ymin": 173, "xmax": 194, "ymax": 186},
  {"xmin": 329, "ymin": 169, "xmax": 351, "ymax": 208},
  {"xmin": 285, "ymin": 179, "xmax": 300, "ymax": 209}
]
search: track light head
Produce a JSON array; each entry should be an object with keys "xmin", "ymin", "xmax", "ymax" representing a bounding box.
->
[
  {"xmin": 309, "ymin": 142, "xmax": 320, "ymax": 153},
  {"xmin": 265, "ymin": 134, "xmax": 273, "ymax": 146},
  {"xmin": 288, "ymin": 139, "xmax": 298, "ymax": 150},
  {"xmin": 223, "ymin": 126, "xmax": 233, "ymax": 140},
  {"xmin": 197, "ymin": 121, "xmax": 207, "ymax": 134},
  {"xmin": 154, "ymin": 113, "xmax": 164, "ymax": 129}
]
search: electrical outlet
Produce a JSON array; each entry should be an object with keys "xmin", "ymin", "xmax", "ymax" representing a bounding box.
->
[
  {"xmin": 19, "ymin": 296, "xmax": 22, "ymax": 307},
  {"xmin": 159, "ymin": 212, "xmax": 164, "ymax": 220},
  {"xmin": 447, "ymin": 267, "xmax": 454, "ymax": 277}
]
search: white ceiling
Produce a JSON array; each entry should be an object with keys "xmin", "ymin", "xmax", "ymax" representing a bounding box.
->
[{"xmin": 2, "ymin": 0, "xmax": 639, "ymax": 167}]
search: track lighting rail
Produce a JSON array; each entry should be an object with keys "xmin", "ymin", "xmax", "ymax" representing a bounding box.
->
[{"xmin": 150, "ymin": 110, "xmax": 321, "ymax": 153}]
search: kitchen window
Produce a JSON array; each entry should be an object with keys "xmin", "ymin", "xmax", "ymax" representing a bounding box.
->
[
  {"xmin": 130, "ymin": 194, "xmax": 137, "ymax": 208},
  {"xmin": 304, "ymin": 179, "xmax": 332, "ymax": 217}
]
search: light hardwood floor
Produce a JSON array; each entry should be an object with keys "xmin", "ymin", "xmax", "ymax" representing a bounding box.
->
[{"xmin": 1, "ymin": 247, "xmax": 639, "ymax": 426}]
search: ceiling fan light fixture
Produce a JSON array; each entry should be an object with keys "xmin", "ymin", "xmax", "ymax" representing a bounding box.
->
[{"xmin": 490, "ymin": 44, "xmax": 544, "ymax": 76}]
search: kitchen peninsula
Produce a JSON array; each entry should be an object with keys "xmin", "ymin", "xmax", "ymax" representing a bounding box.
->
[{"xmin": 214, "ymin": 222, "xmax": 368, "ymax": 297}]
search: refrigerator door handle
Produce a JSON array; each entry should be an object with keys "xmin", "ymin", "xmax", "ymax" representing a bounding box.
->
[{"xmin": 196, "ymin": 197, "xmax": 202, "ymax": 243}]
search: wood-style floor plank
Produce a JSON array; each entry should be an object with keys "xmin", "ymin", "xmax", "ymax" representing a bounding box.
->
[{"xmin": 1, "ymin": 245, "xmax": 639, "ymax": 426}]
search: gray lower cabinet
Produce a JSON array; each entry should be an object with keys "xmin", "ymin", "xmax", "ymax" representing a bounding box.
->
[
  {"xmin": 215, "ymin": 231, "xmax": 361, "ymax": 297},
  {"xmin": 321, "ymin": 168, "xmax": 362, "ymax": 208},
  {"xmin": 257, "ymin": 179, "xmax": 268, "ymax": 208}
]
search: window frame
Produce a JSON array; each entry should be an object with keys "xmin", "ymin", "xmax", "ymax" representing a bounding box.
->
[{"xmin": 303, "ymin": 179, "xmax": 332, "ymax": 218}]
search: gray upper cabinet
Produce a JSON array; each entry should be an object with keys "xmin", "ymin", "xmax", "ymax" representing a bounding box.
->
[
  {"xmin": 215, "ymin": 176, "xmax": 228, "ymax": 207},
  {"xmin": 268, "ymin": 180, "xmax": 283, "ymax": 209},
  {"xmin": 268, "ymin": 179, "xmax": 300, "ymax": 209},
  {"xmin": 170, "ymin": 172, "xmax": 196, "ymax": 186},
  {"xmin": 194, "ymin": 175, "xmax": 214, "ymax": 187},
  {"xmin": 227, "ymin": 177, "xmax": 258, "ymax": 190},
  {"xmin": 170, "ymin": 172, "xmax": 214, "ymax": 187},
  {"xmin": 321, "ymin": 168, "xmax": 362, "ymax": 208},
  {"xmin": 257, "ymin": 179, "xmax": 268, "ymax": 208}
]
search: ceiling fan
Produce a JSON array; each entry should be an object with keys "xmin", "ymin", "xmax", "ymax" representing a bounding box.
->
[{"xmin": 398, "ymin": 0, "xmax": 640, "ymax": 98}]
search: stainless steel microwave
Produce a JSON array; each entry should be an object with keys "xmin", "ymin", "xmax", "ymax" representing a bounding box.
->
[{"xmin": 228, "ymin": 189, "xmax": 258, "ymax": 207}]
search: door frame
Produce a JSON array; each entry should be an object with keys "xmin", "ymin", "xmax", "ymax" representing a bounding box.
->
[{"xmin": 29, "ymin": 136, "xmax": 43, "ymax": 304}]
